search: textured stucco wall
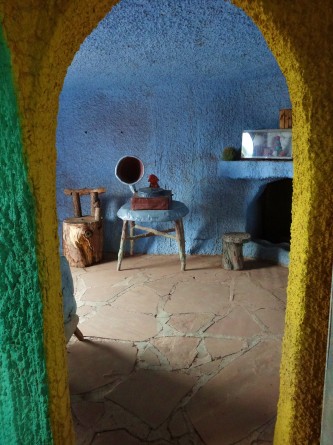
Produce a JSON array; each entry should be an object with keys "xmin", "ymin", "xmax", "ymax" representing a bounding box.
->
[
  {"xmin": 57, "ymin": 0, "xmax": 291, "ymax": 259},
  {"xmin": 0, "ymin": 25, "xmax": 52, "ymax": 444},
  {"xmin": 0, "ymin": 1, "xmax": 118, "ymax": 443},
  {"xmin": 233, "ymin": 0, "xmax": 333, "ymax": 443},
  {"xmin": 0, "ymin": 0, "xmax": 333, "ymax": 444}
]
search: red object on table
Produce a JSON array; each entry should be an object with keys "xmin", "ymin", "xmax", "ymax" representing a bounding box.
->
[{"xmin": 148, "ymin": 174, "xmax": 159, "ymax": 188}]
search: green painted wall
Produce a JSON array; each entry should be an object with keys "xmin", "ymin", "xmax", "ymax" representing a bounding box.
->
[
  {"xmin": 1, "ymin": 2, "xmax": 115, "ymax": 442},
  {"xmin": 0, "ymin": 25, "xmax": 52, "ymax": 444}
]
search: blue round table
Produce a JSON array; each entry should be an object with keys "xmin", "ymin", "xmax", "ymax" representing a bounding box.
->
[{"xmin": 116, "ymin": 200, "xmax": 189, "ymax": 271}]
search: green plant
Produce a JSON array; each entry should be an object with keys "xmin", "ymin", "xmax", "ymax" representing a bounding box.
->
[{"xmin": 221, "ymin": 146, "xmax": 240, "ymax": 161}]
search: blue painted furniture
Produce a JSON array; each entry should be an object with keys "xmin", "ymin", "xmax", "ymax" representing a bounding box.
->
[
  {"xmin": 116, "ymin": 200, "xmax": 189, "ymax": 271},
  {"xmin": 60, "ymin": 255, "xmax": 84, "ymax": 342}
]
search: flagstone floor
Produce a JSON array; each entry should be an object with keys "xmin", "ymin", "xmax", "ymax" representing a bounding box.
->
[{"xmin": 67, "ymin": 254, "xmax": 288, "ymax": 445}]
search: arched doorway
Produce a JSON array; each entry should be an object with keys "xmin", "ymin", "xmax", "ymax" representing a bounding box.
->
[
  {"xmin": 56, "ymin": 2, "xmax": 291, "ymax": 443},
  {"xmin": 0, "ymin": 1, "xmax": 332, "ymax": 444}
]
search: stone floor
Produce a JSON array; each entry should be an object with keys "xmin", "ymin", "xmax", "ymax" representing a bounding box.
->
[{"xmin": 67, "ymin": 254, "xmax": 288, "ymax": 445}]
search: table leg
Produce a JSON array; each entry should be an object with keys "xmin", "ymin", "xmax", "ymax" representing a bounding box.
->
[
  {"xmin": 129, "ymin": 221, "xmax": 135, "ymax": 256},
  {"xmin": 179, "ymin": 218, "xmax": 186, "ymax": 271},
  {"xmin": 175, "ymin": 218, "xmax": 186, "ymax": 271},
  {"xmin": 117, "ymin": 220, "xmax": 128, "ymax": 271},
  {"xmin": 74, "ymin": 327, "xmax": 84, "ymax": 341}
]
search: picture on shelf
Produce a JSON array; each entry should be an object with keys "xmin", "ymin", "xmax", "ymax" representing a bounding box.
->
[{"xmin": 241, "ymin": 129, "xmax": 292, "ymax": 160}]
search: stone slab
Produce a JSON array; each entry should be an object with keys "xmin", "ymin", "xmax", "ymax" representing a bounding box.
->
[
  {"xmin": 187, "ymin": 340, "xmax": 281, "ymax": 444},
  {"xmin": 92, "ymin": 430, "xmax": 141, "ymax": 445},
  {"xmin": 205, "ymin": 337, "xmax": 244, "ymax": 359},
  {"xmin": 106, "ymin": 369, "xmax": 197, "ymax": 428},
  {"xmin": 164, "ymin": 281, "xmax": 230, "ymax": 315},
  {"xmin": 152, "ymin": 337, "xmax": 200, "ymax": 369},
  {"xmin": 80, "ymin": 306, "xmax": 161, "ymax": 341},
  {"xmin": 205, "ymin": 306, "xmax": 261, "ymax": 337},
  {"xmin": 111, "ymin": 285, "xmax": 159, "ymax": 315},
  {"xmin": 67, "ymin": 339, "xmax": 137, "ymax": 394},
  {"xmin": 168, "ymin": 313, "xmax": 214, "ymax": 334}
]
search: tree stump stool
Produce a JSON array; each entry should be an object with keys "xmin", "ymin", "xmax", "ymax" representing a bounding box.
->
[
  {"xmin": 222, "ymin": 232, "xmax": 251, "ymax": 270},
  {"xmin": 63, "ymin": 187, "xmax": 106, "ymax": 267}
]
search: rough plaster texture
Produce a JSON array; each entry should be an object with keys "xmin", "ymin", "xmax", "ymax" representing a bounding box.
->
[
  {"xmin": 233, "ymin": 0, "xmax": 333, "ymax": 443},
  {"xmin": 0, "ymin": 26, "xmax": 52, "ymax": 444},
  {"xmin": 0, "ymin": 1, "xmax": 117, "ymax": 443},
  {"xmin": 0, "ymin": 1, "xmax": 333, "ymax": 445},
  {"xmin": 219, "ymin": 160, "xmax": 293, "ymax": 180},
  {"xmin": 56, "ymin": 0, "xmax": 291, "ymax": 260}
]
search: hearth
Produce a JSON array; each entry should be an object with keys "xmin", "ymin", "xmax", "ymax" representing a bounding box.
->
[
  {"xmin": 255, "ymin": 178, "xmax": 292, "ymax": 244},
  {"xmin": 219, "ymin": 160, "xmax": 293, "ymax": 264}
]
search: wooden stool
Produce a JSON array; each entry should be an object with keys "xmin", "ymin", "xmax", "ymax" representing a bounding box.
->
[
  {"xmin": 222, "ymin": 232, "xmax": 251, "ymax": 270},
  {"xmin": 63, "ymin": 187, "xmax": 106, "ymax": 267}
]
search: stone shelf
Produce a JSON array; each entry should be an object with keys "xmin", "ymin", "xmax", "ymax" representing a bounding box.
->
[{"xmin": 218, "ymin": 160, "xmax": 293, "ymax": 179}]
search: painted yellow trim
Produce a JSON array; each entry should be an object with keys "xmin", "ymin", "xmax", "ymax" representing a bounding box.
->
[
  {"xmin": 233, "ymin": 1, "xmax": 333, "ymax": 443},
  {"xmin": 0, "ymin": 1, "xmax": 118, "ymax": 443}
]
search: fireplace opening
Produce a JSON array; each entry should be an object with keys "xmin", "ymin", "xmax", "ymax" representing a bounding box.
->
[{"xmin": 255, "ymin": 178, "xmax": 292, "ymax": 244}]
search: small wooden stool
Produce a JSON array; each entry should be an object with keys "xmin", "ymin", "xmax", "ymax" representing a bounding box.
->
[
  {"xmin": 63, "ymin": 187, "xmax": 106, "ymax": 267},
  {"xmin": 222, "ymin": 232, "xmax": 251, "ymax": 270}
]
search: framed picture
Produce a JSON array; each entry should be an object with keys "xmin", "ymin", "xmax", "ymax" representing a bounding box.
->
[{"xmin": 241, "ymin": 129, "xmax": 292, "ymax": 160}]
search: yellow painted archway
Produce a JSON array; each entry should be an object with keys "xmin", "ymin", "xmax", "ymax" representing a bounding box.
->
[
  {"xmin": 1, "ymin": 1, "xmax": 332, "ymax": 443},
  {"xmin": 233, "ymin": 2, "xmax": 333, "ymax": 442}
]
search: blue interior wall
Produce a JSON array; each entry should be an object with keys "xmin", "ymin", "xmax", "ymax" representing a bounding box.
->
[{"xmin": 56, "ymin": 0, "xmax": 291, "ymax": 258}]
